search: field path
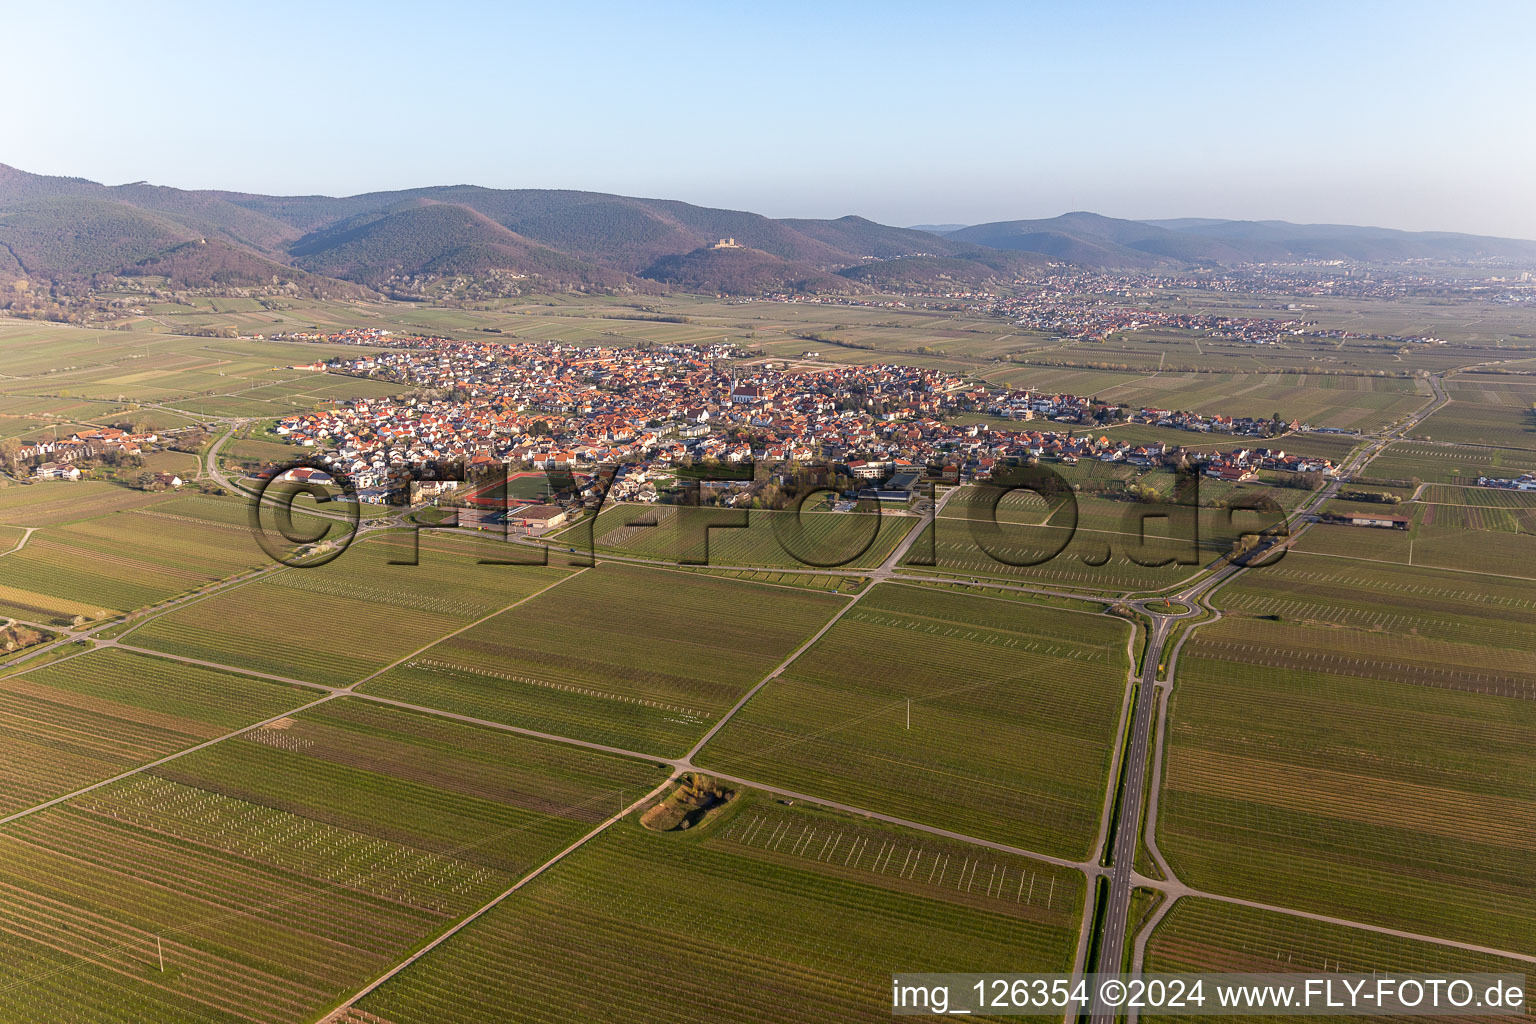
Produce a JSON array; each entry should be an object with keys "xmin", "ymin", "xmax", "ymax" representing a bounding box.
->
[
  {"xmin": 0, "ymin": 526, "xmax": 36, "ymax": 558},
  {"xmin": 350, "ymin": 567, "xmax": 590, "ymax": 689},
  {"xmin": 682, "ymin": 484, "xmax": 958, "ymax": 761},
  {"xmin": 1115, "ymin": 368, "xmax": 1467, "ymax": 1019},
  {"xmin": 317, "ymin": 772, "xmax": 679, "ymax": 1024},
  {"xmin": 0, "ymin": 693, "xmax": 338, "ymax": 829}
]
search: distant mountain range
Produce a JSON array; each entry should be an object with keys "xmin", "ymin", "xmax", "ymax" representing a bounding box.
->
[
  {"xmin": 2, "ymin": 163, "xmax": 1533, "ymax": 298},
  {"xmin": 942, "ymin": 211, "xmax": 1536, "ymax": 267}
]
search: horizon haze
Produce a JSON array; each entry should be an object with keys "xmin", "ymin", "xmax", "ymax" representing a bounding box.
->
[{"xmin": 4, "ymin": 0, "xmax": 1535, "ymax": 237}]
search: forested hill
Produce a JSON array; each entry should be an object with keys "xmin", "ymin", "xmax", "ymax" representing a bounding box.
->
[{"xmin": 3, "ymin": 163, "xmax": 1533, "ymax": 298}]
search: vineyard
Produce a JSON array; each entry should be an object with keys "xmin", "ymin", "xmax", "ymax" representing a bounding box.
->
[
  {"xmin": 1420, "ymin": 483, "xmax": 1536, "ymax": 508},
  {"xmin": 0, "ymin": 649, "xmax": 308, "ymax": 815},
  {"xmin": 675, "ymin": 566, "xmax": 868, "ymax": 594},
  {"xmin": 354, "ymin": 795, "xmax": 1083, "ymax": 1024},
  {"xmin": 1144, "ymin": 899, "xmax": 1534, "ymax": 1024},
  {"xmin": 0, "ymin": 480, "xmax": 170, "ymax": 527},
  {"xmin": 1158, "ymin": 561, "xmax": 1536, "ymax": 951},
  {"xmin": 360, "ymin": 562, "xmax": 847, "ymax": 756},
  {"xmin": 0, "ymin": 699, "xmax": 661, "ymax": 1023},
  {"xmin": 1366, "ymin": 442, "xmax": 1536, "ymax": 485},
  {"xmin": 130, "ymin": 535, "xmax": 573, "ymax": 685},
  {"xmin": 0, "ymin": 499, "xmax": 272, "ymax": 623},
  {"xmin": 901, "ymin": 488, "xmax": 1274, "ymax": 594},
  {"xmin": 1417, "ymin": 397, "xmax": 1536, "ymax": 450},
  {"xmin": 1297, "ymin": 518, "xmax": 1536, "ymax": 578},
  {"xmin": 696, "ymin": 583, "xmax": 1129, "ymax": 858},
  {"xmin": 567, "ymin": 502, "xmax": 916, "ymax": 570}
]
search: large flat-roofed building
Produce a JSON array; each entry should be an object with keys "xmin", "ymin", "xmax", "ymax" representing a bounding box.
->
[
  {"xmin": 1322, "ymin": 511, "xmax": 1411, "ymax": 530},
  {"xmin": 512, "ymin": 503, "xmax": 569, "ymax": 530}
]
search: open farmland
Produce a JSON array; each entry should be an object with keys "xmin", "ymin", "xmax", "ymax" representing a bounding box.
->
[
  {"xmin": 0, "ymin": 480, "xmax": 173, "ymax": 527},
  {"xmin": 678, "ymin": 565, "xmax": 868, "ymax": 594},
  {"xmin": 1364, "ymin": 441, "xmax": 1536, "ymax": 485},
  {"xmin": 903, "ymin": 485, "xmax": 1279, "ymax": 594},
  {"xmin": 130, "ymin": 533, "xmax": 573, "ymax": 685},
  {"xmin": 1144, "ymin": 899, "xmax": 1534, "ymax": 1024},
  {"xmin": 1419, "ymin": 483, "xmax": 1536, "ymax": 508},
  {"xmin": 0, "ymin": 699, "xmax": 662, "ymax": 1024},
  {"xmin": 1156, "ymin": 556, "xmax": 1536, "ymax": 952},
  {"xmin": 5, "ymin": 274, "xmax": 1536, "ymax": 1022},
  {"xmin": 1297, "ymin": 511, "xmax": 1536, "ymax": 579},
  {"xmin": 1416, "ymin": 377, "xmax": 1536, "ymax": 449},
  {"xmin": 0, "ymin": 321, "xmax": 399, "ymax": 414},
  {"xmin": 565, "ymin": 501, "xmax": 915, "ymax": 568},
  {"xmin": 981, "ymin": 367, "xmax": 1430, "ymax": 432},
  {"xmin": 0, "ymin": 492, "xmax": 277, "ymax": 623},
  {"xmin": 696, "ymin": 583, "xmax": 1129, "ymax": 857},
  {"xmin": 361, "ymin": 561, "xmax": 846, "ymax": 756},
  {"xmin": 351, "ymin": 791, "xmax": 1083, "ymax": 1024},
  {"xmin": 0, "ymin": 648, "xmax": 309, "ymax": 815},
  {"xmin": 1417, "ymin": 399, "xmax": 1536, "ymax": 449}
]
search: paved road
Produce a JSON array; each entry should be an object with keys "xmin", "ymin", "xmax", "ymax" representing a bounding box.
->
[
  {"xmin": 11, "ymin": 367, "xmax": 1509, "ymax": 1015},
  {"xmin": 1103, "ymin": 371, "xmax": 1457, "ymax": 1017},
  {"xmin": 1088, "ymin": 614, "xmax": 1168, "ymax": 1004}
]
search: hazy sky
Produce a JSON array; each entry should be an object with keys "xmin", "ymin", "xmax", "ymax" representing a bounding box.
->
[{"xmin": 7, "ymin": 0, "xmax": 1535, "ymax": 236}]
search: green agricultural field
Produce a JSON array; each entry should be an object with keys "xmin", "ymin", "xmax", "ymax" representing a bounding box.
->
[
  {"xmin": 1420, "ymin": 483, "xmax": 1536, "ymax": 507},
  {"xmin": 1157, "ymin": 556, "xmax": 1536, "ymax": 952},
  {"xmin": 0, "ymin": 321, "xmax": 400, "ymax": 408},
  {"xmin": 0, "ymin": 698, "xmax": 662, "ymax": 1024},
  {"xmin": 906, "ymin": 487, "xmax": 1275, "ymax": 595},
  {"xmin": 562, "ymin": 501, "xmax": 917, "ymax": 569},
  {"xmin": 0, "ymin": 479, "xmax": 171, "ymax": 526},
  {"xmin": 1364, "ymin": 441, "xmax": 1536, "ymax": 485},
  {"xmin": 981, "ymin": 367, "xmax": 1429, "ymax": 432},
  {"xmin": 0, "ymin": 648, "xmax": 310, "ymax": 815},
  {"xmin": 360, "ymin": 561, "xmax": 846, "ymax": 757},
  {"xmin": 222, "ymin": 433, "xmax": 304, "ymax": 466},
  {"xmin": 696, "ymin": 584, "xmax": 1129, "ymax": 858},
  {"xmin": 1417, "ymin": 401, "xmax": 1536, "ymax": 450},
  {"xmin": 1298, "ymin": 515, "xmax": 1536, "ymax": 579},
  {"xmin": 1144, "ymin": 899, "xmax": 1534, "ymax": 1024},
  {"xmin": 677, "ymin": 566, "xmax": 868, "ymax": 594},
  {"xmin": 129, "ymin": 533, "xmax": 572, "ymax": 685},
  {"xmin": 351, "ymin": 791, "xmax": 1084, "ymax": 1024},
  {"xmin": 0, "ymin": 492, "xmax": 278, "ymax": 623}
]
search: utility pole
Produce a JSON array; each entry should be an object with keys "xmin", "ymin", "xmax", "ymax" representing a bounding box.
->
[
  {"xmin": 157, "ymin": 936, "xmax": 164, "ymax": 972},
  {"xmin": 906, "ymin": 699, "xmax": 911, "ymax": 730}
]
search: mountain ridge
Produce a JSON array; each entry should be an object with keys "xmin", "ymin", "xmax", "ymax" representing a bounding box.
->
[{"xmin": 3, "ymin": 163, "xmax": 1533, "ymax": 298}]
